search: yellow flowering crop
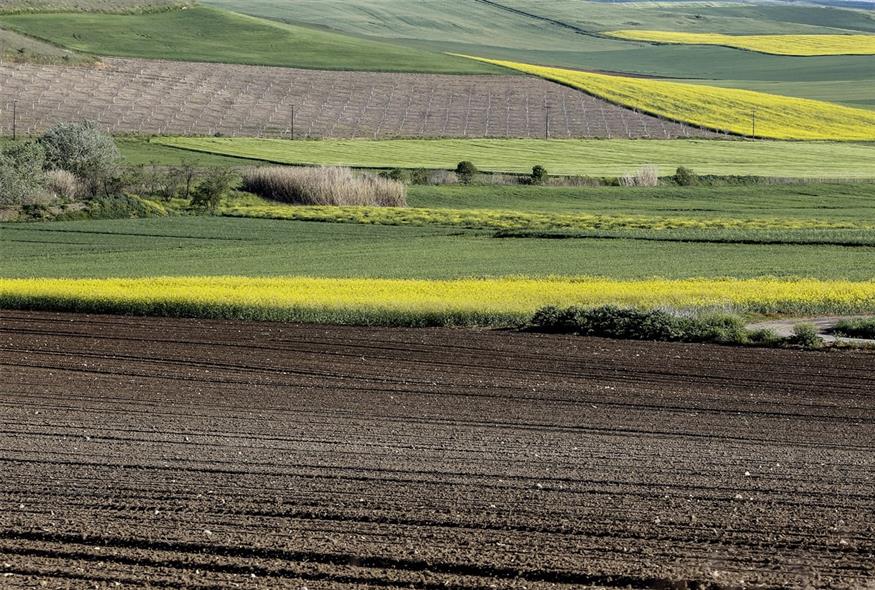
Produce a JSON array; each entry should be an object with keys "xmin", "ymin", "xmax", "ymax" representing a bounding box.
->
[
  {"xmin": 462, "ymin": 57, "xmax": 875, "ymax": 140},
  {"xmin": 606, "ymin": 30, "xmax": 875, "ymax": 56},
  {"xmin": 221, "ymin": 203, "xmax": 871, "ymax": 232},
  {"xmin": 2, "ymin": 276, "xmax": 873, "ymax": 325}
]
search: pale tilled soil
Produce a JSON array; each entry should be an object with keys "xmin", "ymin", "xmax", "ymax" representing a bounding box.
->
[
  {"xmin": 0, "ymin": 58, "xmax": 719, "ymax": 139},
  {"xmin": 0, "ymin": 311, "xmax": 872, "ymax": 589}
]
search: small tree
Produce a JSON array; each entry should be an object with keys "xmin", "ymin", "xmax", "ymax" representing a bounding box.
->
[
  {"xmin": 0, "ymin": 141, "xmax": 47, "ymax": 206},
  {"xmin": 39, "ymin": 121, "xmax": 120, "ymax": 196},
  {"xmin": 674, "ymin": 166, "xmax": 698, "ymax": 186},
  {"xmin": 531, "ymin": 165, "xmax": 548, "ymax": 184},
  {"xmin": 191, "ymin": 168, "xmax": 237, "ymax": 212},
  {"xmin": 455, "ymin": 161, "xmax": 477, "ymax": 185}
]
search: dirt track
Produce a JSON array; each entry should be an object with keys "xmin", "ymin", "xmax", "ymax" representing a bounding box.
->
[{"xmin": 0, "ymin": 311, "xmax": 872, "ymax": 589}]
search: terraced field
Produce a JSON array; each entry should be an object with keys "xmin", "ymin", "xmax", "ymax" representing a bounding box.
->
[
  {"xmin": 0, "ymin": 58, "xmax": 715, "ymax": 138},
  {"xmin": 1, "ymin": 311, "xmax": 872, "ymax": 588}
]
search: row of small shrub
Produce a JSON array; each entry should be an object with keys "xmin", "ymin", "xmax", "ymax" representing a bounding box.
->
[
  {"xmin": 832, "ymin": 318, "xmax": 875, "ymax": 339},
  {"xmin": 243, "ymin": 166, "xmax": 406, "ymax": 207},
  {"xmin": 528, "ymin": 305, "xmax": 829, "ymax": 349}
]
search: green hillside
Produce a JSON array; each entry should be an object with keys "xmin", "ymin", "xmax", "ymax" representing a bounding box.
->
[{"xmin": 0, "ymin": 5, "xmax": 501, "ymax": 73}]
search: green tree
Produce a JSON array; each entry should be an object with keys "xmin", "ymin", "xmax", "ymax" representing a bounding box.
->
[{"xmin": 39, "ymin": 121, "xmax": 120, "ymax": 196}]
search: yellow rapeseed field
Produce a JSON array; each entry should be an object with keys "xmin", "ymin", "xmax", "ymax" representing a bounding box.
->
[
  {"xmin": 606, "ymin": 30, "xmax": 875, "ymax": 56},
  {"xmin": 462, "ymin": 56, "xmax": 875, "ymax": 140},
  {"xmin": 1, "ymin": 277, "xmax": 873, "ymax": 325}
]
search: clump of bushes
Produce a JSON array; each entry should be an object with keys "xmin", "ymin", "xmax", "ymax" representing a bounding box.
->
[
  {"xmin": 0, "ymin": 141, "xmax": 47, "ymax": 206},
  {"xmin": 455, "ymin": 161, "xmax": 478, "ymax": 185},
  {"xmin": 789, "ymin": 323, "xmax": 823, "ymax": 349},
  {"xmin": 832, "ymin": 317, "xmax": 875, "ymax": 339},
  {"xmin": 191, "ymin": 168, "xmax": 238, "ymax": 212},
  {"xmin": 674, "ymin": 166, "xmax": 698, "ymax": 186},
  {"xmin": 39, "ymin": 120, "xmax": 120, "ymax": 196},
  {"xmin": 618, "ymin": 165, "xmax": 659, "ymax": 187},
  {"xmin": 529, "ymin": 305, "xmax": 749, "ymax": 344},
  {"xmin": 531, "ymin": 165, "xmax": 548, "ymax": 184},
  {"xmin": 242, "ymin": 166, "xmax": 406, "ymax": 207}
]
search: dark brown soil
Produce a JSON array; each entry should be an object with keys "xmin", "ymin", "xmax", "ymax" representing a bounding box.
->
[{"xmin": 0, "ymin": 311, "xmax": 872, "ymax": 589}]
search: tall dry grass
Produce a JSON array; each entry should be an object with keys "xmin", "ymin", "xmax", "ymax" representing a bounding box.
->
[
  {"xmin": 242, "ymin": 166, "xmax": 406, "ymax": 207},
  {"xmin": 619, "ymin": 165, "xmax": 659, "ymax": 187},
  {"xmin": 45, "ymin": 169, "xmax": 84, "ymax": 200}
]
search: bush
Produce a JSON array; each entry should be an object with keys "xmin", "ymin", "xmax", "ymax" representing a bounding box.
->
[
  {"xmin": 191, "ymin": 168, "xmax": 238, "ymax": 211},
  {"xmin": 531, "ymin": 165, "xmax": 548, "ymax": 184},
  {"xmin": 38, "ymin": 121, "xmax": 120, "ymax": 196},
  {"xmin": 410, "ymin": 168, "xmax": 430, "ymax": 185},
  {"xmin": 379, "ymin": 168, "xmax": 407, "ymax": 183},
  {"xmin": 674, "ymin": 166, "xmax": 698, "ymax": 186},
  {"xmin": 46, "ymin": 169, "xmax": 84, "ymax": 200},
  {"xmin": 455, "ymin": 161, "xmax": 478, "ymax": 185},
  {"xmin": 242, "ymin": 166, "xmax": 406, "ymax": 207},
  {"xmin": 0, "ymin": 141, "xmax": 47, "ymax": 206},
  {"xmin": 832, "ymin": 318, "xmax": 875, "ymax": 339},
  {"xmin": 789, "ymin": 323, "xmax": 823, "ymax": 349},
  {"xmin": 529, "ymin": 305, "xmax": 751, "ymax": 345}
]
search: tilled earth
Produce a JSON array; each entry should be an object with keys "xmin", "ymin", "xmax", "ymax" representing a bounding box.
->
[{"xmin": 0, "ymin": 311, "xmax": 872, "ymax": 589}]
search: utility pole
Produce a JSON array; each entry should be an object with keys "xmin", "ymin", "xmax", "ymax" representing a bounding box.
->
[{"xmin": 11, "ymin": 99, "xmax": 17, "ymax": 141}]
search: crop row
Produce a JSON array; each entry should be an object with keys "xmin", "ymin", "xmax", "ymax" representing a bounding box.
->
[
  {"xmin": 0, "ymin": 57, "xmax": 717, "ymax": 139},
  {"xmin": 468, "ymin": 57, "xmax": 875, "ymax": 140},
  {"xmin": 2, "ymin": 276, "xmax": 874, "ymax": 325}
]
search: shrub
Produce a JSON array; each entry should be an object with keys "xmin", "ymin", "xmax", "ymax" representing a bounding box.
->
[
  {"xmin": 529, "ymin": 305, "xmax": 750, "ymax": 345},
  {"xmin": 410, "ymin": 168, "xmax": 430, "ymax": 185},
  {"xmin": 242, "ymin": 166, "xmax": 406, "ymax": 207},
  {"xmin": 38, "ymin": 121, "xmax": 120, "ymax": 196},
  {"xmin": 191, "ymin": 168, "xmax": 238, "ymax": 211},
  {"xmin": 674, "ymin": 166, "xmax": 698, "ymax": 186},
  {"xmin": 46, "ymin": 169, "xmax": 84, "ymax": 200},
  {"xmin": 531, "ymin": 165, "xmax": 548, "ymax": 184},
  {"xmin": 789, "ymin": 323, "xmax": 823, "ymax": 349},
  {"xmin": 0, "ymin": 141, "xmax": 47, "ymax": 206},
  {"xmin": 455, "ymin": 161, "xmax": 478, "ymax": 185},
  {"xmin": 832, "ymin": 318, "xmax": 875, "ymax": 339},
  {"xmin": 379, "ymin": 168, "xmax": 407, "ymax": 183}
]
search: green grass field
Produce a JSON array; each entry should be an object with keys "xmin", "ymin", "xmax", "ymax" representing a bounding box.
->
[
  {"xmin": 3, "ymin": 183, "xmax": 874, "ymax": 281},
  {"xmin": 153, "ymin": 137, "xmax": 875, "ymax": 179},
  {"xmin": 0, "ymin": 6, "xmax": 500, "ymax": 73},
  {"xmin": 4, "ymin": 216, "xmax": 875, "ymax": 281}
]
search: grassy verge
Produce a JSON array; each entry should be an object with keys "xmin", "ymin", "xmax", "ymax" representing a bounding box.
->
[
  {"xmin": 2, "ymin": 276, "xmax": 874, "ymax": 326},
  {"xmin": 152, "ymin": 137, "xmax": 875, "ymax": 179},
  {"xmin": 832, "ymin": 318, "xmax": 875, "ymax": 339}
]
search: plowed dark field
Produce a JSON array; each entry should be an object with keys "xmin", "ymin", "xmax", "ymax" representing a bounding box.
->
[{"xmin": 0, "ymin": 311, "xmax": 872, "ymax": 589}]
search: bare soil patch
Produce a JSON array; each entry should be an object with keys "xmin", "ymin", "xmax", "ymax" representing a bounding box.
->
[{"xmin": 0, "ymin": 311, "xmax": 871, "ymax": 588}]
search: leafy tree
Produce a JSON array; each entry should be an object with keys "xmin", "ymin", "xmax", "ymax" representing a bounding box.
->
[
  {"xmin": 39, "ymin": 121, "xmax": 120, "ymax": 196},
  {"xmin": 454, "ymin": 161, "xmax": 478, "ymax": 185},
  {"xmin": 190, "ymin": 168, "xmax": 237, "ymax": 211},
  {"xmin": 0, "ymin": 141, "xmax": 47, "ymax": 206},
  {"xmin": 531, "ymin": 165, "xmax": 548, "ymax": 184},
  {"xmin": 674, "ymin": 166, "xmax": 698, "ymax": 186}
]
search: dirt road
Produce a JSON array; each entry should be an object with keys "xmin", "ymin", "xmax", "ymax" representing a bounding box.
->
[{"xmin": 1, "ymin": 311, "xmax": 872, "ymax": 589}]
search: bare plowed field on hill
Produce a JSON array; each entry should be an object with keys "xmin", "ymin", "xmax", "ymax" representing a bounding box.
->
[
  {"xmin": 1, "ymin": 311, "xmax": 872, "ymax": 589},
  {"xmin": 0, "ymin": 58, "xmax": 718, "ymax": 139}
]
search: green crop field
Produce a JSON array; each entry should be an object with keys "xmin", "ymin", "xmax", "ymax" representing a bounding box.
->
[
  {"xmin": 4, "ymin": 216, "xmax": 875, "ymax": 281},
  {"xmin": 153, "ymin": 137, "xmax": 875, "ymax": 179},
  {"xmin": 206, "ymin": 0, "xmax": 875, "ymax": 108},
  {"xmin": 3, "ymin": 182, "xmax": 874, "ymax": 281},
  {"xmin": 0, "ymin": 6, "xmax": 500, "ymax": 73}
]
